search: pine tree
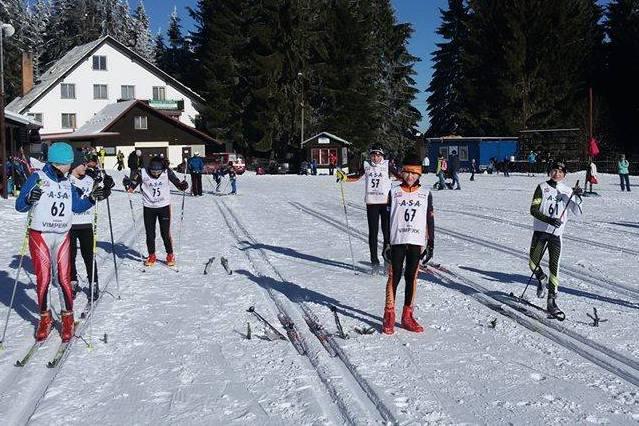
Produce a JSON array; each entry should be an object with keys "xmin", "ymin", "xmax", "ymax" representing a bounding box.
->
[
  {"xmin": 606, "ymin": 0, "xmax": 639, "ymax": 154},
  {"xmin": 131, "ymin": 0, "xmax": 154, "ymax": 61},
  {"xmin": 427, "ymin": 0, "xmax": 470, "ymax": 136},
  {"xmin": 188, "ymin": 0, "xmax": 247, "ymax": 148}
]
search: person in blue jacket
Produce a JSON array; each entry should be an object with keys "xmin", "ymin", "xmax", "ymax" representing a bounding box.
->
[
  {"xmin": 15, "ymin": 142, "xmax": 110, "ymax": 343},
  {"xmin": 187, "ymin": 152, "xmax": 205, "ymax": 196}
]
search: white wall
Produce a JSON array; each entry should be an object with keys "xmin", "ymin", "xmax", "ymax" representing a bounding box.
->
[{"xmin": 24, "ymin": 43, "xmax": 201, "ymax": 134}]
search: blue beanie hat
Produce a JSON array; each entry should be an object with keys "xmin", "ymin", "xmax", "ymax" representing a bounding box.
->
[{"xmin": 48, "ymin": 142, "xmax": 74, "ymax": 165}]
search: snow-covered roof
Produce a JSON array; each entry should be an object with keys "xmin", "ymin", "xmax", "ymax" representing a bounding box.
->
[
  {"xmin": 71, "ymin": 100, "xmax": 218, "ymax": 143},
  {"xmin": 71, "ymin": 100, "xmax": 137, "ymax": 137},
  {"xmin": 6, "ymin": 35, "xmax": 204, "ymax": 114},
  {"xmin": 302, "ymin": 132, "xmax": 351, "ymax": 146},
  {"xmin": 3, "ymin": 110, "xmax": 42, "ymax": 128}
]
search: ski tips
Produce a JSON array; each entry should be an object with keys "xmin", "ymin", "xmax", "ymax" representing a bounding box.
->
[{"xmin": 247, "ymin": 306, "xmax": 255, "ymax": 313}]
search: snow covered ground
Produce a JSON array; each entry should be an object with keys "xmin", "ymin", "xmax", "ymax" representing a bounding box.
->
[{"xmin": 0, "ymin": 169, "xmax": 638, "ymax": 424}]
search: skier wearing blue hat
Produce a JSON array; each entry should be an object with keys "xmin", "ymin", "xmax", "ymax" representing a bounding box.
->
[{"xmin": 15, "ymin": 142, "xmax": 111, "ymax": 343}]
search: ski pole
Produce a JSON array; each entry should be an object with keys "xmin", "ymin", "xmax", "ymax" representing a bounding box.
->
[
  {"xmin": 0, "ymin": 211, "xmax": 32, "ymax": 350},
  {"xmin": 126, "ymin": 190, "xmax": 143, "ymax": 261},
  {"xmin": 105, "ymin": 192, "xmax": 120, "ymax": 299},
  {"xmin": 337, "ymin": 175, "xmax": 357, "ymax": 274},
  {"xmin": 177, "ymin": 159, "xmax": 188, "ymax": 256},
  {"xmin": 519, "ymin": 180, "xmax": 580, "ymax": 299},
  {"xmin": 88, "ymin": 187, "xmax": 100, "ymax": 351}
]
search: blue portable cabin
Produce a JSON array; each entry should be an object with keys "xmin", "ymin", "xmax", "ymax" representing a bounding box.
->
[{"xmin": 424, "ymin": 136, "xmax": 519, "ymax": 171}]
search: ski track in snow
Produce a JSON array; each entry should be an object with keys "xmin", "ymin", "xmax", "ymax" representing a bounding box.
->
[{"xmin": 0, "ymin": 171, "xmax": 637, "ymax": 424}]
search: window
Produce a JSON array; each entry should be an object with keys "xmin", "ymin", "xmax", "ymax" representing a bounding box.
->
[
  {"xmin": 60, "ymin": 83, "xmax": 75, "ymax": 99},
  {"xmin": 92, "ymin": 55, "xmax": 107, "ymax": 70},
  {"xmin": 93, "ymin": 84, "xmax": 108, "ymax": 99},
  {"xmin": 459, "ymin": 145, "xmax": 469, "ymax": 161},
  {"xmin": 152, "ymin": 86, "xmax": 166, "ymax": 101},
  {"xmin": 103, "ymin": 147, "xmax": 116, "ymax": 155},
  {"xmin": 311, "ymin": 148, "xmax": 337, "ymax": 166},
  {"xmin": 121, "ymin": 85, "xmax": 135, "ymax": 100},
  {"xmin": 438, "ymin": 147, "xmax": 448, "ymax": 158},
  {"xmin": 27, "ymin": 113, "xmax": 43, "ymax": 124},
  {"xmin": 134, "ymin": 115, "xmax": 148, "ymax": 130},
  {"xmin": 61, "ymin": 113, "xmax": 77, "ymax": 129}
]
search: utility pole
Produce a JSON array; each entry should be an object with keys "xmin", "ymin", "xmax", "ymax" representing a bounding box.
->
[
  {"xmin": 298, "ymin": 72, "xmax": 304, "ymax": 147},
  {"xmin": 1, "ymin": 23, "xmax": 16, "ymax": 199}
]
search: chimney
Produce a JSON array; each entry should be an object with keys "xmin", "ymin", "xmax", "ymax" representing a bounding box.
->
[{"xmin": 22, "ymin": 52, "xmax": 34, "ymax": 96}]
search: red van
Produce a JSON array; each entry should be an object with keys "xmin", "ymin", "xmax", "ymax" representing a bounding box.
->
[{"xmin": 203, "ymin": 153, "xmax": 246, "ymax": 175}]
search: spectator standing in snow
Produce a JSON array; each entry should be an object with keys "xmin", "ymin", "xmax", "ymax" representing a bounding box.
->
[
  {"xmin": 128, "ymin": 149, "xmax": 142, "ymax": 178},
  {"xmin": 449, "ymin": 150, "xmax": 461, "ymax": 190},
  {"xmin": 422, "ymin": 155, "xmax": 430, "ymax": 174},
  {"xmin": 188, "ymin": 152, "xmax": 205, "ymax": 196},
  {"xmin": 328, "ymin": 152, "xmax": 337, "ymax": 175},
  {"xmin": 435, "ymin": 153, "xmax": 447, "ymax": 190},
  {"xmin": 618, "ymin": 154, "xmax": 631, "ymax": 192},
  {"xmin": 116, "ymin": 150, "xmax": 125, "ymax": 171},
  {"xmin": 527, "ymin": 150, "xmax": 537, "ymax": 176},
  {"xmin": 470, "ymin": 159, "xmax": 476, "ymax": 181},
  {"xmin": 226, "ymin": 161, "xmax": 238, "ymax": 194}
]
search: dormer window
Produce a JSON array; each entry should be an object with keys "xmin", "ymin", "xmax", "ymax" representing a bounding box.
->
[
  {"xmin": 152, "ymin": 86, "xmax": 166, "ymax": 101},
  {"xmin": 92, "ymin": 55, "xmax": 107, "ymax": 70}
]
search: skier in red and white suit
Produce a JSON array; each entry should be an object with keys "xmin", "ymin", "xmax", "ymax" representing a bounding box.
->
[{"xmin": 15, "ymin": 143, "xmax": 109, "ymax": 342}]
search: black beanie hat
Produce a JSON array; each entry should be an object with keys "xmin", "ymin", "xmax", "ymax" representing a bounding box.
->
[{"xmin": 70, "ymin": 151, "xmax": 86, "ymax": 170}]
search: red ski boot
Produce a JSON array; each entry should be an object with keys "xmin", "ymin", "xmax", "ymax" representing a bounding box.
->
[
  {"xmin": 401, "ymin": 305, "xmax": 424, "ymax": 333},
  {"xmin": 61, "ymin": 311, "xmax": 75, "ymax": 342},
  {"xmin": 35, "ymin": 310, "xmax": 53, "ymax": 341},
  {"xmin": 144, "ymin": 253, "xmax": 157, "ymax": 267},
  {"xmin": 382, "ymin": 306, "xmax": 395, "ymax": 335},
  {"xmin": 166, "ymin": 253, "xmax": 176, "ymax": 267}
]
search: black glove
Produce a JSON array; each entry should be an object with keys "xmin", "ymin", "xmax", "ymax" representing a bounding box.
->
[
  {"xmin": 102, "ymin": 174, "xmax": 115, "ymax": 190},
  {"xmin": 382, "ymin": 244, "xmax": 391, "ymax": 263},
  {"xmin": 548, "ymin": 217, "xmax": 563, "ymax": 228},
  {"xmin": 27, "ymin": 186, "xmax": 42, "ymax": 204},
  {"xmin": 420, "ymin": 240, "xmax": 434, "ymax": 265},
  {"xmin": 122, "ymin": 177, "xmax": 133, "ymax": 190},
  {"xmin": 91, "ymin": 186, "xmax": 110, "ymax": 201},
  {"xmin": 177, "ymin": 180, "xmax": 188, "ymax": 191}
]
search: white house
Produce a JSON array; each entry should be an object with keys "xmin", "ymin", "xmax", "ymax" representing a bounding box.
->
[{"xmin": 6, "ymin": 35, "xmax": 203, "ymax": 136}]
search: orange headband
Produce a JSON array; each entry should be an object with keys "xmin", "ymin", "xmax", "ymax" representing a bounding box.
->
[{"xmin": 402, "ymin": 165, "xmax": 422, "ymax": 176}]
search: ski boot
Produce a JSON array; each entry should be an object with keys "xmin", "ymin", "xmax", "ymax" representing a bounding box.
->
[
  {"xmin": 401, "ymin": 305, "xmax": 424, "ymax": 333},
  {"xmin": 144, "ymin": 253, "xmax": 157, "ymax": 267},
  {"xmin": 166, "ymin": 253, "xmax": 176, "ymax": 267},
  {"xmin": 382, "ymin": 306, "xmax": 395, "ymax": 335},
  {"xmin": 61, "ymin": 311, "xmax": 74, "ymax": 342},
  {"xmin": 546, "ymin": 290, "xmax": 565, "ymax": 320},
  {"xmin": 35, "ymin": 310, "xmax": 53, "ymax": 341}
]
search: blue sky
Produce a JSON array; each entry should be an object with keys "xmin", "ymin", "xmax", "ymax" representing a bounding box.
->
[{"xmin": 143, "ymin": 0, "xmax": 608, "ymax": 131}]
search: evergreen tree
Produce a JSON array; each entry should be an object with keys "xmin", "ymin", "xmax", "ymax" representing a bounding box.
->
[
  {"xmin": 459, "ymin": 0, "xmax": 603, "ymax": 136},
  {"xmin": 606, "ymin": 0, "xmax": 639, "ymax": 154},
  {"xmin": 189, "ymin": 0, "xmax": 247, "ymax": 148},
  {"xmin": 131, "ymin": 0, "xmax": 154, "ymax": 61},
  {"xmin": 426, "ymin": 0, "xmax": 470, "ymax": 136}
]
